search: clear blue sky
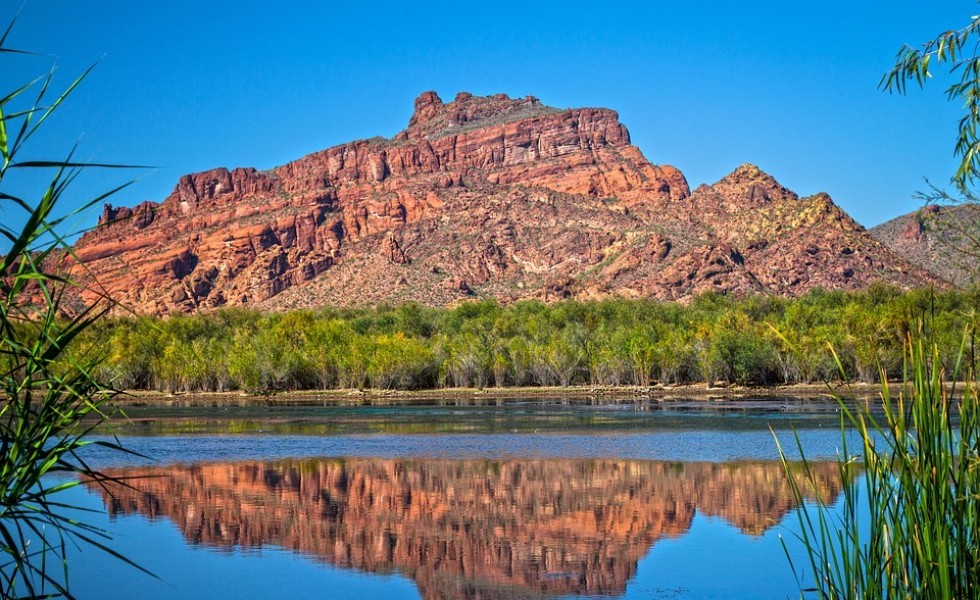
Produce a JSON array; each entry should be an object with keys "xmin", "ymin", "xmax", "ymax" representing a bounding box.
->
[{"xmin": 2, "ymin": 1, "xmax": 974, "ymax": 237}]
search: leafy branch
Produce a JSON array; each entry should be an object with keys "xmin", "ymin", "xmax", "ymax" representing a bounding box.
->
[{"xmin": 881, "ymin": 13, "xmax": 980, "ymax": 187}]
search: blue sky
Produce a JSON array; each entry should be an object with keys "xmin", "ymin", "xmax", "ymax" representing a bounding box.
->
[{"xmin": 1, "ymin": 1, "xmax": 974, "ymax": 236}]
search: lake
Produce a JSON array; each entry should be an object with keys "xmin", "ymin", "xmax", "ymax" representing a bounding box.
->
[{"xmin": 56, "ymin": 398, "xmax": 859, "ymax": 599}]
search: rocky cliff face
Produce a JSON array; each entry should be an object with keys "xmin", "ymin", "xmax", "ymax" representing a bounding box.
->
[
  {"xmin": 92, "ymin": 458, "xmax": 841, "ymax": 600},
  {"xmin": 69, "ymin": 92, "xmax": 941, "ymax": 314},
  {"xmin": 870, "ymin": 203, "xmax": 980, "ymax": 286}
]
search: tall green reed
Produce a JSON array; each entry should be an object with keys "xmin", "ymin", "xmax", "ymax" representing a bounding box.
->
[
  {"xmin": 777, "ymin": 332, "xmax": 979, "ymax": 599},
  {"xmin": 0, "ymin": 19, "xmax": 145, "ymax": 599}
]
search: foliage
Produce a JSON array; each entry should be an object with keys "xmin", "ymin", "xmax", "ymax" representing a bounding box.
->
[
  {"xmin": 87, "ymin": 287, "xmax": 980, "ymax": 393},
  {"xmin": 0, "ymin": 23, "xmax": 139, "ymax": 599},
  {"xmin": 777, "ymin": 333, "xmax": 979, "ymax": 599},
  {"xmin": 766, "ymin": 24, "xmax": 980, "ymax": 596},
  {"xmin": 883, "ymin": 13, "xmax": 980, "ymax": 187},
  {"xmin": 882, "ymin": 12, "xmax": 980, "ymax": 274}
]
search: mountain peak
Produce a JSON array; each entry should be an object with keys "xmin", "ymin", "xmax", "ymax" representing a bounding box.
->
[
  {"xmin": 720, "ymin": 163, "xmax": 773, "ymax": 186},
  {"xmin": 713, "ymin": 163, "xmax": 798, "ymax": 205},
  {"xmin": 402, "ymin": 91, "xmax": 559, "ymax": 141}
]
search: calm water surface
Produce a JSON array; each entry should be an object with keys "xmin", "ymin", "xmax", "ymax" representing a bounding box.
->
[{"xmin": 60, "ymin": 399, "xmax": 857, "ymax": 599}]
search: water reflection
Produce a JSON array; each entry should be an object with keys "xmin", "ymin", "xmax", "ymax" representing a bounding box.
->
[
  {"xmin": 104, "ymin": 397, "xmax": 855, "ymax": 437},
  {"xmin": 92, "ymin": 459, "xmax": 840, "ymax": 600}
]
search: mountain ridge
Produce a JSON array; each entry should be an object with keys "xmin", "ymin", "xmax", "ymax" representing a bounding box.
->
[
  {"xmin": 68, "ymin": 91, "xmax": 943, "ymax": 315},
  {"xmin": 870, "ymin": 203, "xmax": 980, "ymax": 286}
]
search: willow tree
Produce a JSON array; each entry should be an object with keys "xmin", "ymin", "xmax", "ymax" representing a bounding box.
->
[{"xmin": 883, "ymin": 13, "xmax": 980, "ymax": 266}]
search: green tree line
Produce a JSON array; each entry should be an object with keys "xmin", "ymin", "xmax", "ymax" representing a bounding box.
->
[{"xmin": 81, "ymin": 285, "xmax": 979, "ymax": 393}]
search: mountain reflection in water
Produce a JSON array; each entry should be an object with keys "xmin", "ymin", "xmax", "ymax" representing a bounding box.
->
[{"xmin": 92, "ymin": 459, "xmax": 841, "ymax": 600}]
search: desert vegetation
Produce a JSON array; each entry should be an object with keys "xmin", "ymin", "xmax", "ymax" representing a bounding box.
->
[{"xmin": 79, "ymin": 285, "xmax": 979, "ymax": 394}]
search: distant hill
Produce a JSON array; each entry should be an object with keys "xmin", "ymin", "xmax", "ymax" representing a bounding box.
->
[
  {"xmin": 68, "ymin": 91, "xmax": 943, "ymax": 315},
  {"xmin": 870, "ymin": 203, "xmax": 980, "ymax": 286}
]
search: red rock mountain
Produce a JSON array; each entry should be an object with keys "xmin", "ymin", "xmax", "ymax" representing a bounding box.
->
[
  {"xmin": 70, "ymin": 91, "xmax": 942, "ymax": 314},
  {"xmin": 93, "ymin": 458, "xmax": 841, "ymax": 600}
]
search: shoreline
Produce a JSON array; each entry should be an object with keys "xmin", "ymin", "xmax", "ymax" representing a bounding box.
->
[{"xmin": 108, "ymin": 381, "xmax": 907, "ymax": 407}]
